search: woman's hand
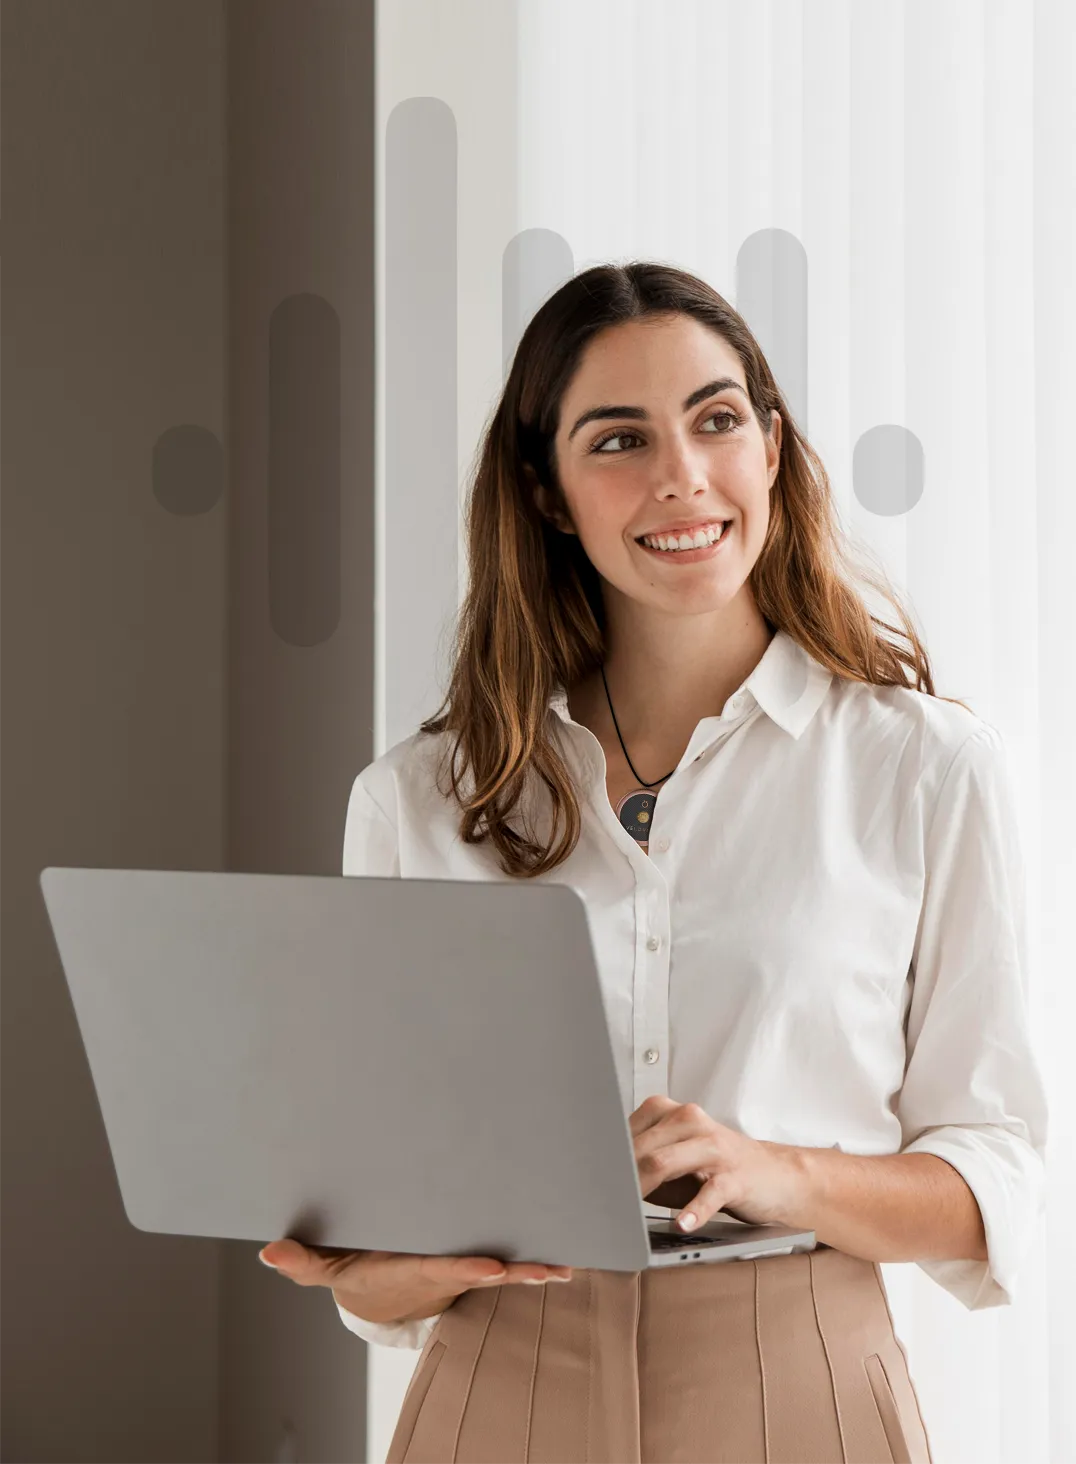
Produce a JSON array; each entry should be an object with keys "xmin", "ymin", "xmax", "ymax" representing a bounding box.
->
[
  {"xmin": 257, "ymin": 1240, "xmax": 573, "ymax": 1326},
  {"xmin": 631, "ymin": 1095, "xmax": 805, "ymax": 1231}
]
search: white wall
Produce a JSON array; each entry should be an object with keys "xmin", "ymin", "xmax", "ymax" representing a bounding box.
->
[{"xmin": 370, "ymin": 2, "xmax": 1075, "ymax": 1461}]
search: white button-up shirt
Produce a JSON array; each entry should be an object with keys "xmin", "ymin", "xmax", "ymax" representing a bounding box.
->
[{"xmin": 335, "ymin": 628, "xmax": 1048, "ymax": 1350}]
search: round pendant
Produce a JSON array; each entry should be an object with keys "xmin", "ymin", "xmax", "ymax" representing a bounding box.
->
[{"xmin": 615, "ymin": 788, "xmax": 658, "ymax": 846}]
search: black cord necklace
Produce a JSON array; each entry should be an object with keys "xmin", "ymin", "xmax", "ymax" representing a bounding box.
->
[{"xmin": 600, "ymin": 661, "xmax": 677, "ymax": 847}]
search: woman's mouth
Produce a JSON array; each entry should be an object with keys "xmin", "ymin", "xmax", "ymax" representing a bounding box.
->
[{"xmin": 635, "ymin": 520, "xmax": 732, "ymax": 561}]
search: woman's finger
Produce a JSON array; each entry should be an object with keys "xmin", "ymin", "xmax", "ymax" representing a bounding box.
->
[
  {"xmin": 673, "ymin": 1172, "xmax": 729, "ymax": 1231},
  {"xmin": 258, "ymin": 1239, "xmax": 308, "ymax": 1271},
  {"xmin": 259, "ymin": 1240, "xmax": 570, "ymax": 1290},
  {"xmin": 633, "ymin": 1101, "xmax": 711, "ymax": 1154},
  {"xmin": 635, "ymin": 1136, "xmax": 714, "ymax": 1198},
  {"xmin": 259, "ymin": 1239, "xmax": 351, "ymax": 1284},
  {"xmin": 628, "ymin": 1093, "xmax": 679, "ymax": 1136}
]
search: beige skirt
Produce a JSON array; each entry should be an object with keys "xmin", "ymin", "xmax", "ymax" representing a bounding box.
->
[{"xmin": 385, "ymin": 1243, "xmax": 933, "ymax": 1464}]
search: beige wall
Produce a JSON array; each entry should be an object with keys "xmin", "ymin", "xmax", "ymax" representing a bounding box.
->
[
  {"xmin": 221, "ymin": 0, "xmax": 376, "ymax": 1458},
  {"xmin": 0, "ymin": 2, "xmax": 227, "ymax": 1455},
  {"xmin": 1, "ymin": 2, "xmax": 375, "ymax": 1458}
]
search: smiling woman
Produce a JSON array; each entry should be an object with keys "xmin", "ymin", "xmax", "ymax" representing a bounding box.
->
[
  {"xmin": 413, "ymin": 265, "xmax": 969, "ymax": 879},
  {"xmin": 551, "ymin": 326, "xmax": 770, "ymax": 624},
  {"xmin": 321, "ymin": 262, "xmax": 1046, "ymax": 1464}
]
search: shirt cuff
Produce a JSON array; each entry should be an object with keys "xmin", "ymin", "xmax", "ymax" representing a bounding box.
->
[
  {"xmin": 901, "ymin": 1123, "xmax": 1045, "ymax": 1309},
  {"xmin": 334, "ymin": 1296, "xmax": 442, "ymax": 1350}
]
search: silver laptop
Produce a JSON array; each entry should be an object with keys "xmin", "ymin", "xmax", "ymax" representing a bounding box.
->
[{"xmin": 38, "ymin": 867, "xmax": 815, "ymax": 1271}]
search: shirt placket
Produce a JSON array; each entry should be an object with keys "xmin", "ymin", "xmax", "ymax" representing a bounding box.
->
[
  {"xmin": 629, "ymin": 693, "xmax": 756, "ymax": 1111},
  {"xmin": 633, "ymin": 866, "xmax": 671, "ymax": 1108}
]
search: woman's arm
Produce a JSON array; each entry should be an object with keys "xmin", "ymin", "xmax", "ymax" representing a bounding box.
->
[
  {"xmin": 770, "ymin": 1143, "xmax": 987, "ymax": 1263},
  {"xmin": 645, "ymin": 723, "xmax": 1044, "ymax": 1309},
  {"xmin": 645, "ymin": 1141, "xmax": 987, "ymax": 1264}
]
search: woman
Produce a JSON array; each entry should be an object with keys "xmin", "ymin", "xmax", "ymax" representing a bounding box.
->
[{"xmin": 258, "ymin": 263, "xmax": 1048, "ymax": 1463}]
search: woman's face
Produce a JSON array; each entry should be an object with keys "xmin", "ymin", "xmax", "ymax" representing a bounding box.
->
[{"xmin": 545, "ymin": 313, "xmax": 781, "ymax": 618}]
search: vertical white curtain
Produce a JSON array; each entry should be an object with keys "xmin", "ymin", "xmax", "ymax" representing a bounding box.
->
[{"xmin": 373, "ymin": 2, "xmax": 1075, "ymax": 1460}]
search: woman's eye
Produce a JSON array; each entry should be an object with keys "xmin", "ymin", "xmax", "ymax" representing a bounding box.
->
[
  {"xmin": 590, "ymin": 430, "xmax": 642, "ymax": 454},
  {"xmin": 589, "ymin": 409, "xmax": 743, "ymax": 454},
  {"xmin": 700, "ymin": 410, "xmax": 744, "ymax": 434}
]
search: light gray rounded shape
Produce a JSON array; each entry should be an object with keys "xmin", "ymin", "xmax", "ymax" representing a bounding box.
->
[{"xmin": 852, "ymin": 424, "xmax": 924, "ymax": 517}]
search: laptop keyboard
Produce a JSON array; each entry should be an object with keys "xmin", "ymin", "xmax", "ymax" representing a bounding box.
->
[{"xmin": 648, "ymin": 1230, "xmax": 724, "ymax": 1251}]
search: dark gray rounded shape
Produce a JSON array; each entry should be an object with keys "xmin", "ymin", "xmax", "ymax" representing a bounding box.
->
[{"xmin": 153, "ymin": 425, "xmax": 224, "ymax": 516}]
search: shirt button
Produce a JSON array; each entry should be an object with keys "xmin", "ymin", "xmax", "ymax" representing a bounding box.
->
[
  {"xmin": 646, "ymin": 935, "xmax": 660, "ymax": 951},
  {"xmin": 644, "ymin": 1047, "xmax": 659, "ymax": 1064},
  {"xmin": 729, "ymin": 693, "xmax": 744, "ymax": 710},
  {"xmin": 655, "ymin": 837, "xmax": 670, "ymax": 853}
]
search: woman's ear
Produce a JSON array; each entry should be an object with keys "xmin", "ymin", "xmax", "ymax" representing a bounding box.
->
[{"xmin": 527, "ymin": 467, "xmax": 577, "ymax": 536}]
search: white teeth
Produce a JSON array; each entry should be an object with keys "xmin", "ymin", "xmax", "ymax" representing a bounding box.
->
[{"xmin": 641, "ymin": 522, "xmax": 727, "ymax": 552}]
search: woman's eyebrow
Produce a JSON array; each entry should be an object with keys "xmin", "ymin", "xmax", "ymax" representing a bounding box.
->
[{"xmin": 567, "ymin": 377, "xmax": 749, "ymax": 442}]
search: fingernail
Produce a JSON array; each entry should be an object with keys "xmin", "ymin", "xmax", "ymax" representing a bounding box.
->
[
  {"xmin": 548, "ymin": 1274, "xmax": 572, "ymax": 1283},
  {"xmin": 258, "ymin": 1250, "xmax": 278, "ymax": 1268},
  {"xmin": 521, "ymin": 1277, "xmax": 549, "ymax": 1285},
  {"xmin": 678, "ymin": 1212, "xmax": 697, "ymax": 1231}
]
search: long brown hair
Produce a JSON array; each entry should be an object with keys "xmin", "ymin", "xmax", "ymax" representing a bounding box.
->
[{"xmin": 419, "ymin": 261, "xmax": 967, "ymax": 878}]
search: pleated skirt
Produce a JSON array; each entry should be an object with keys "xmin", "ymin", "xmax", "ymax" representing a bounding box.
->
[{"xmin": 385, "ymin": 1243, "xmax": 934, "ymax": 1464}]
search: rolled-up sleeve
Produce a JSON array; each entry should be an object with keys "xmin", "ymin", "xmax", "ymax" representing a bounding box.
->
[
  {"xmin": 333, "ymin": 771, "xmax": 448, "ymax": 1350},
  {"xmin": 898, "ymin": 724, "xmax": 1048, "ymax": 1310}
]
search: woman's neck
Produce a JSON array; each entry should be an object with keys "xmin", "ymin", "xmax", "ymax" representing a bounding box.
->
[{"xmin": 568, "ymin": 600, "xmax": 775, "ymax": 756}]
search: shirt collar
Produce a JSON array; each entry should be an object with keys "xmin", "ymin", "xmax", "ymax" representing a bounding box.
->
[{"xmin": 547, "ymin": 627, "xmax": 832, "ymax": 741}]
